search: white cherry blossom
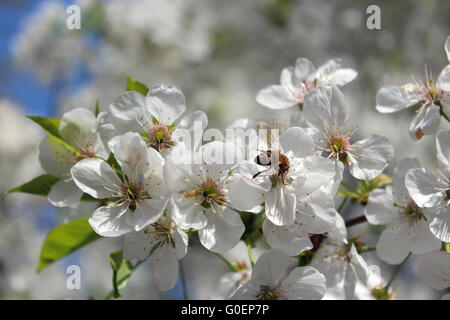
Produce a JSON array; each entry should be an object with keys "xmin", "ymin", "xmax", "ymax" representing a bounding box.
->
[
  {"xmin": 375, "ymin": 36, "xmax": 450, "ymax": 140},
  {"xmin": 231, "ymin": 249, "xmax": 326, "ymax": 300},
  {"xmin": 304, "ymin": 86, "xmax": 394, "ymax": 181},
  {"xmin": 123, "ymin": 215, "xmax": 188, "ymax": 291},
  {"xmin": 229, "ymin": 126, "xmax": 338, "ymax": 227},
  {"xmin": 71, "ymin": 132, "xmax": 168, "ymax": 237},
  {"xmin": 311, "ymin": 214, "xmax": 369, "ymax": 300},
  {"xmin": 165, "ymin": 141, "xmax": 245, "ymax": 252},
  {"xmin": 256, "ymin": 58, "xmax": 357, "ymax": 110},
  {"xmin": 365, "ymin": 158, "xmax": 441, "ymax": 264},
  {"xmin": 405, "ymin": 130, "xmax": 450, "ymax": 242},
  {"xmin": 107, "ymin": 84, "xmax": 207, "ymax": 153},
  {"xmin": 39, "ymin": 108, "xmax": 109, "ymax": 207}
]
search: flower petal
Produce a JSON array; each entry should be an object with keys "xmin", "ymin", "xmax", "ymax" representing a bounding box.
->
[
  {"xmin": 348, "ymin": 134, "xmax": 393, "ymax": 180},
  {"xmin": 71, "ymin": 158, "xmax": 121, "ymax": 199},
  {"xmin": 59, "ymin": 108, "xmax": 97, "ymax": 148},
  {"xmin": 375, "ymin": 85, "xmax": 417, "ymax": 113},
  {"xmin": 263, "ymin": 219, "xmax": 312, "ymax": 256},
  {"xmin": 48, "ymin": 179, "xmax": 83, "ymax": 207},
  {"xmin": 405, "ymin": 168, "xmax": 446, "ymax": 208},
  {"xmin": 256, "ymin": 85, "xmax": 297, "ymax": 110},
  {"xmin": 145, "ymin": 85, "xmax": 186, "ymax": 124},
  {"xmin": 436, "ymin": 130, "xmax": 450, "ymax": 176},
  {"xmin": 39, "ymin": 136, "xmax": 77, "ymax": 177},
  {"xmin": 279, "ymin": 127, "xmax": 315, "ymax": 158},
  {"xmin": 89, "ymin": 203, "xmax": 131, "ymax": 237},
  {"xmin": 294, "ymin": 57, "xmax": 316, "ymax": 81},
  {"xmin": 152, "ymin": 244, "xmax": 179, "ymax": 291},
  {"xmin": 265, "ymin": 186, "xmax": 296, "ymax": 226},
  {"xmin": 108, "ymin": 91, "xmax": 145, "ymax": 134},
  {"xmin": 280, "ymin": 266, "xmax": 326, "ymax": 300},
  {"xmin": 408, "ymin": 105, "xmax": 441, "ymax": 140},
  {"xmin": 198, "ymin": 207, "xmax": 245, "ymax": 253},
  {"xmin": 418, "ymin": 251, "xmax": 450, "ymax": 290}
]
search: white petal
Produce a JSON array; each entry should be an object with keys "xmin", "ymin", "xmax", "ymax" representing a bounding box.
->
[
  {"xmin": 375, "ymin": 85, "xmax": 417, "ymax": 113},
  {"xmin": 437, "ymin": 65, "xmax": 450, "ymax": 92},
  {"xmin": 176, "ymin": 110, "xmax": 208, "ymax": 150},
  {"xmin": 326, "ymin": 68, "xmax": 358, "ymax": 86},
  {"xmin": 429, "ymin": 205, "xmax": 450, "ymax": 242},
  {"xmin": 279, "ymin": 127, "xmax": 315, "ymax": 157},
  {"xmin": 89, "ymin": 203, "xmax": 132, "ymax": 237},
  {"xmin": 365, "ymin": 187, "xmax": 396, "ymax": 225},
  {"xmin": 304, "ymin": 86, "xmax": 347, "ymax": 131},
  {"xmin": 256, "ymin": 85, "xmax": 297, "ymax": 110},
  {"xmin": 229, "ymin": 176, "xmax": 268, "ymax": 211},
  {"xmin": 59, "ymin": 108, "xmax": 97, "ymax": 148},
  {"xmin": 123, "ymin": 228, "xmax": 159, "ymax": 260},
  {"xmin": 376, "ymin": 221, "xmax": 410, "ymax": 264},
  {"xmin": 251, "ymin": 249, "xmax": 289, "ymax": 286},
  {"xmin": 446, "ymin": 36, "xmax": 450, "ymax": 62},
  {"xmin": 409, "ymin": 220, "xmax": 442, "ymax": 255},
  {"xmin": 436, "ymin": 130, "xmax": 450, "ymax": 176},
  {"xmin": 132, "ymin": 198, "xmax": 169, "ymax": 231},
  {"xmin": 418, "ymin": 251, "xmax": 450, "ymax": 290},
  {"xmin": 280, "ymin": 266, "xmax": 326, "ymax": 300},
  {"xmin": 280, "ymin": 66, "xmax": 296, "ymax": 92},
  {"xmin": 265, "ymin": 186, "xmax": 296, "ymax": 226},
  {"xmin": 408, "ymin": 105, "xmax": 441, "ymax": 140},
  {"xmin": 71, "ymin": 158, "xmax": 121, "ymax": 199},
  {"xmin": 170, "ymin": 195, "xmax": 208, "ymax": 229},
  {"xmin": 145, "ymin": 85, "xmax": 186, "ymax": 124},
  {"xmin": 48, "ymin": 179, "xmax": 83, "ymax": 207},
  {"xmin": 198, "ymin": 207, "xmax": 245, "ymax": 253},
  {"xmin": 314, "ymin": 59, "xmax": 340, "ymax": 80},
  {"xmin": 39, "ymin": 136, "xmax": 77, "ymax": 177},
  {"xmin": 405, "ymin": 168, "xmax": 445, "ymax": 208},
  {"xmin": 173, "ymin": 227, "xmax": 189, "ymax": 260},
  {"xmin": 344, "ymin": 264, "xmax": 357, "ymax": 300},
  {"xmin": 108, "ymin": 91, "xmax": 145, "ymax": 134},
  {"xmin": 152, "ymin": 244, "xmax": 179, "ymax": 291},
  {"xmin": 348, "ymin": 134, "xmax": 393, "ymax": 180},
  {"xmin": 349, "ymin": 245, "xmax": 369, "ymax": 285},
  {"xmin": 294, "ymin": 57, "xmax": 316, "ymax": 81},
  {"xmin": 262, "ymin": 219, "xmax": 313, "ymax": 256},
  {"xmin": 392, "ymin": 157, "xmax": 421, "ymax": 202}
]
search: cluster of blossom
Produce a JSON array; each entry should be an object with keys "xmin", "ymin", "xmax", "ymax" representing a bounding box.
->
[{"xmin": 28, "ymin": 36, "xmax": 450, "ymax": 300}]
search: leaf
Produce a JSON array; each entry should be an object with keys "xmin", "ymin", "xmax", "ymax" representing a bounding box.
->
[
  {"xmin": 27, "ymin": 116, "xmax": 62, "ymax": 140},
  {"xmin": 6, "ymin": 174, "xmax": 100, "ymax": 202},
  {"xmin": 94, "ymin": 99, "xmax": 100, "ymax": 116},
  {"xmin": 108, "ymin": 250, "xmax": 134, "ymax": 298},
  {"xmin": 368, "ymin": 173, "xmax": 393, "ymax": 190},
  {"xmin": 126, "ymin": 76, "xmax": 149, "ymax": 96},
  {"xmin": 6, "ymin": 174, "xmax": 60, "ymax": 196},
  {"xmin": 37, "ymin": 217, "xmax": 101, "ymax": 272}
]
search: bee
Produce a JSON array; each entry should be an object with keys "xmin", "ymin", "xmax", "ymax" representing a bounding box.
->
[{"xmin": 252, "ymin": 150, "xmax": 290, "ymax": 184}]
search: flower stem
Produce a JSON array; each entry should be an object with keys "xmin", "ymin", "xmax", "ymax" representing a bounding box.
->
[
  {"xmin": 338, "ymin": 197, "xmax": 348, "ymax": 213},
  {"xmin": 384, "ymin": 252, "xmax": 412, "ymax": 294},
  {"xmin": 247, "ymin": 242, "xmax": 255, "ymax": 268},
  {"xmin": 180, "ymin": 259, "xmax": 189, "ymax": 300},
  {"xmin": 215, "ymin": 253, "xmax": 237, "ymax": 272},
  {"xmin": 345, "ymin": 215, "xmax": 367, "ymax": 228}
]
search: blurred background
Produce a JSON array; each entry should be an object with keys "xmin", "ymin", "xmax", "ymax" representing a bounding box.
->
[{"xmin": 0, "ymin": 0, "xmax": 449, "ymax": 299}]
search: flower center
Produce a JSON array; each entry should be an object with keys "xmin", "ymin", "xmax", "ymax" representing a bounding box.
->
[
  {"xmin": 394, "ymin": 201, "xmax": 426, "ymax": 225},
  {"xmin": 184, "ymin": 177, "xmax": 226, "ymax": 209},
  {"xmin": 328, "ymin": 135, "xmax": 351, "ymax": 165},
  {"xmin": 148, "ymin": 219, "xmax": 176, "ymax": 247},
  {"xmin": 120, "ymin": 180, "xmax": 151, "ymax": 210},
  {"xmin": 75, "ymin": 145, "xmax": 96, "ymax": 162},
  {"xmin": 147, "ymin": 124, "xmax": 173, "ymax": 151},
  {"xmin": 257, "ymin": 285, "xmax": 280, "ymax": 300}
]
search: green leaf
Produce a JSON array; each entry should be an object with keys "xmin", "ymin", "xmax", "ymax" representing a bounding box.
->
[
  {"xmin": 37, "ymin": 217, "xmax": 101, "ymax": 272},
  {"xmin": 109, "ymin": 250, "xmax": 134, "ymax": 298},
  {"xmin": 6, "ymin": 174, "xmax": 60, "ymax": 196},
  {"xmin": 94, "ymin": 99, "xmax": 100, "ymax": 116},
  {"xmin": 27, "ymin": 116, "xmax": 62, "ymax": 140},
  {"xmin": 368, "ymin": 173, "xmax": 393, "ymax": 190},
  {"xmin": 126, "ymin": 76, "xmax": 149, "ymax": 96},
  {"xmin": 6, "ymin": 174, "xmax": 101, "ymax": 202}
]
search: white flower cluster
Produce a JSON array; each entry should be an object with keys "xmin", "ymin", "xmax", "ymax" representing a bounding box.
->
[{"xmin": 29, "ymin": 37, "xmax": 450, "ymax": 300}]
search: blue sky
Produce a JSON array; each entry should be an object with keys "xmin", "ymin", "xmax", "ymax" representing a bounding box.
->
[{"xmin": 0, "ymin": 0, "xmax": 74, "ymax": 117}]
